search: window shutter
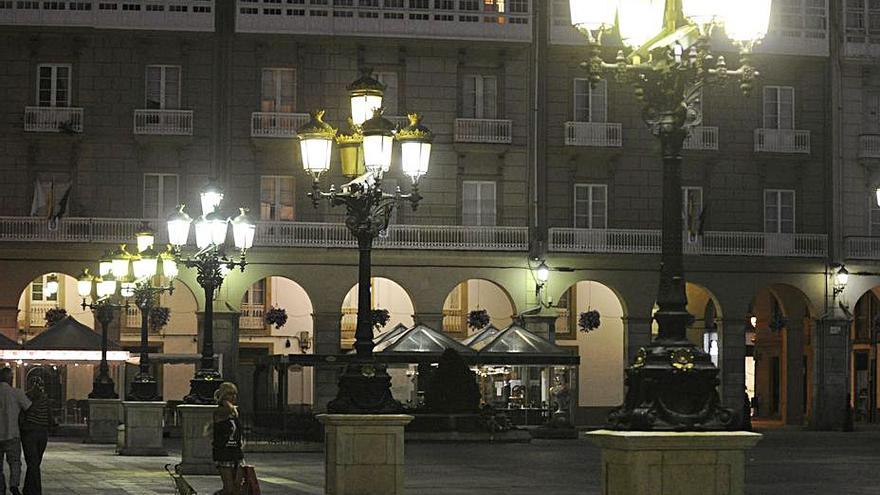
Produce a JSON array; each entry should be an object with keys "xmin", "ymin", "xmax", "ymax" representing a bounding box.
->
[
  {"xmin": 480, "ymin": 181, "xmax": 497, "ymax": 226},
  {"xmin": 764, "ymin": 190, "xmax": 778, "ymax": 233},
  {"xmin": 573, "ymin": 79, "xmax": 589, "ymax": 122},
  {"xmin": 162, "ymin": 175, "xmax": 179, "ymax": 218},
  {"xmin": 143, "ymin": 174, "xmax": 160, "ymax": 218},
  {"xmin": 165, "ymin": 67, "xmax": 180, "ymax": 110},
  {"xmin": 590, "ymin": 80, "xmax": 607, "ymax": 123},
  {"xmin": 280, "ymin": 176, "xmax": 295, "ymax": 220},
  {"xmin": 461, "ymin": 76, "xmax": 477, "ymax": 118},
  {"xmin": 261, "ymin": 69, "xmax": 276, "ymax": 112},
  {"xmin": 592, "ymin": 185, "xmax": 607, "ymax": 228},
  {"xmin": 778, "ymin": 87, "xmax": 794, "ymax": 130},
  {"xmin": 462, "ymin": 181, "xmax": 478, "ymax": 225},
  {"xmin": 280, "ymin": 69, "xmax": 296, "ymax": 113},
  {"xmin": 779, "ymin": 190, "xmax": 795, "ymax": 233},
  {"xmin": 762, "ymin": 86, "xmax": 778, "ymax": 129},
  {"xmin": 55, "ymin": 66, "xmax": 70, "ymax": 107},
  {"xmin": 483, "ymin": 75, "xmax": 497, "ymax": 119},
  {"xmin": 146, "ymin": 66, "xmax": 162, "ymax": 109}
]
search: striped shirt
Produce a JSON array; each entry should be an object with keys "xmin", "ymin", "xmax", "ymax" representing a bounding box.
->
[{"xmin": 20, "ymin": 390, "xmax": 50, "ymax": 430}]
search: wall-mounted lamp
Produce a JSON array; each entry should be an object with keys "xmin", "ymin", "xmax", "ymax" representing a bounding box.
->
[
  {"xmin": 832, "ymin": 264, "xmax": 849, "ymax": 298},
  {"xmin": 749, "ymin": 314, "xmax": 757, "ymax": 329},
  {"xmin": 875, "ymin": 186, "xmax": 880, "ymax": 208},
  {"xmin": 287, "ymin": 331, "xmax": 312, "ymax": 353}
]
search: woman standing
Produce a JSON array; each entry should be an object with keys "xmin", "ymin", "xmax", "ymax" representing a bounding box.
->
[
  {"xmin": 213, "ymin": 382, "xmax": 243, "ymax": 495},
  {"xmin": 20, "ymin": 376, "xmax": 52, "ymax": 495}
]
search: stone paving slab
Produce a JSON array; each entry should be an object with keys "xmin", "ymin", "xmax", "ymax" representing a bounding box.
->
[{"xmin": 10, "ymin": 429, "xmax": 880, "ymax": 494}]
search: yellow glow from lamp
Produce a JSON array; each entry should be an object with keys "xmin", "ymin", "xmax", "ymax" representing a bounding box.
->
[
  {"xmin": 135, "ymin": 227, "xmax": 155, "ymax": 253},
  {"xmin": 44, "ymin": 274, "xmax": 59, "ymax": 297},
  {"xmin": 720, "ymin": 0, "xmax": 772, "ymax": 45},
  {"xmin": 569, "ymin": 0, "xmax": 617, "ymax": 31},
  {"xmin": 297, "ymin": 111, "xmax": 336, "ymax": 178},
  {"xmin": 76, "ymin": 269, "xmax": 93, "ymax": 298},
  {"xmin": 617, "ymin": 0, "xmax": 666, "ymax": 49},
  {"xmin": 133, "ymin": 247, "xmax": 158, "ymax": 280}
]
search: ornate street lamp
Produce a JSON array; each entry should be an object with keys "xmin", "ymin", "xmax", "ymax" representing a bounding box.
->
[
  {"xmin": 297, "ymin": 71, "xmax": 433, "ymax": 413},
  {"xmin": 77, "ymin": 267, "xmax": 124, "ymax": 399},
  {"xmin": 832, "ymin": 264, "xmax": 849, "ymax": 299},
  {"xmin": 569, "ymin": 0, "xmax": 771, "ymax": 430},
  {"xmin": 167, "ymin": 182, "xmax": 255, "ymax": 404},
  {"xmin": 109, "ymin": 227, "xmax": 177, "ymax": 401}
]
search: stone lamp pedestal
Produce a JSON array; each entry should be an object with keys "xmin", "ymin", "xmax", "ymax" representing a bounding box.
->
[
  {"xmin": 317, "ymin": 414, "xmax": 413, "ymax": 495},
  {"xmin": 119, "ymin": 401, "xmax": 167, "ymax": 456},
  {"xmin": 177, "ymin": 404, "xmax": 217, "ymax": 475},
  {"xmin": 86, "ymin": 398, "xmax": 122, "ymax": 444},
  {"xmin": 587, "ymin": 430, "xmax": 762, "ymax": 495}
]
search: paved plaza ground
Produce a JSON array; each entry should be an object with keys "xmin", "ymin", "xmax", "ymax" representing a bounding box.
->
[{"xmin": 27, "ymin": 428, "xmax": 880, "ymax": 494}]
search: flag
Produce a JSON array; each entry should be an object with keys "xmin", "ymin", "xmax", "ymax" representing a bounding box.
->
[{"xmin": 30, "ymin": 180, "xmax": 71, "ymax": 229}]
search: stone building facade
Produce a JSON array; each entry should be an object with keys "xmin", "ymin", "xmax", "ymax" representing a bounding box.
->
[{"xmin": 0, "ymin": 0, "xmax": 875, "ymax": 428}]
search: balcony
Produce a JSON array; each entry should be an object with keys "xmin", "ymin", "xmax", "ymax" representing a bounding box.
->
[
  {"xmin": 683, "ymin": 126, "xmax": 719, "ymax": 151},
  {"xmin": 235, "ymin": 3, "xmax": 531, "ymax": 42},
  {"xmin": 240, "ymin": 303, "xmax": 266, "ymax": 331},
  {"xmin": 24, "ymin": 106, "xmax": 83, "ymax": 133},
  {"xmin": 454, "ymin": 118, "xmax": 513, "ymax": 144},
  {"xmin": 754, "ymin": 128, "xmax": 810, "ymax": 153},
  {"xmin": 0, "ymin": 1, "xmax": 214, "ymax": 31},
  {"xmin": 548, "ymin": 228, "xmax": 827, "ymax": 257},
  {"xmin": 845, "ymin": 237, "xmax": 880, "ymax": 259},
  {"xmin": 860, "ymin": 134, "xmax": 880, "ymax": 159},
  {"xmin": 27, "ymin": 301, "xmax": 57, "ymax": 328},
  {"xmin": 0, "ymin": 217, "xmax": 528, "ymax": 251},
  {"xmin": 250, "ymin": 112, "xmax": 309, "ymax": 138},
  {"xmin": 133, "ymin": 109, "xmax": 194, "ymax": 136},
  {"xmin": 564, "ymin": 122, "xmax": 622, "ymax": 147}
]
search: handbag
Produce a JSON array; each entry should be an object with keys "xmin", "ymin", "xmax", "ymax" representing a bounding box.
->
[{"xmin": 241, "ymin": 464, "xmax": 261, "ymax": 495}]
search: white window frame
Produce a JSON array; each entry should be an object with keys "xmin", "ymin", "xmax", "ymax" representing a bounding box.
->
[
  {"xmin": 375, "ymin": 71, "xmax": 399, "ymax": 116},
  {"xmin": 30, "ymin": 274, "xmax": 58, "ymax": 303},
  {"xmin": 462, "ymin": 180, "xmax": 497, "ymax": 226},
  {"xmin": 243, "ymin": 279, "xmax": 266, "ymax": 306},
  {"xmin": 36, "ymin": 63, "xmax": 72, "ymax": 107},
  {"xmin": 461, "ymin": 74, "xmax": 498, "ymax": 119},
  {"xmin": 763, "ymin": 86, "xmax": 795, "ymax": 130},
  {"xmin": 260, "ymin": 67, "xmax": 296, "ymax": 113},
  {"xmin": 143, "ymin": 173, "xmax": 179, "ymax": 219},
  {"xmin": 260, "ymin": 175, "xmax": 295, "ymax": 221},
  {"xmin": 145, "ymin": 65, "xmax": 182, "ymax": 110},
  {"xmin": 573, "ymin": 183, "xmax": 607, "ymax": 229},
  {"xmin": 573, "ymin": 78, "xmax": 607, "ymax": 123},
  {"xmin": 764, "ymin": 189, "xmax": 796, "ymax": 234},
  {"xmin": 870, "ymin": 191, "xmax": 880, "ymax": 236}
]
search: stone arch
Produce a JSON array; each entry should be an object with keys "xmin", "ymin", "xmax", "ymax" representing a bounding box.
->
[
  {"xmin": 847, "ymin": 287, "xmax": 880, "ymax": 424},
  {"xmin": 748, "ymin": 283, "xmax": 815, "ymax": 426},
  {"xmin": 16, "ymin": 271, "xmax": 93, "ymax": 336},
  {"xmin": 554, "ymin": 280, "xmax": 626, "ymax": 424},
  {"xmin": 440, "ymin": 278, "xmax": 517, "ymax": 338},
  {"xmin": 340, "ymin": 277, "xmax": 415, "ymax": 349}
]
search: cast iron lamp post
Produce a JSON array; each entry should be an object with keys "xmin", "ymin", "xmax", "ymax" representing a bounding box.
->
[
  {"xmin": 297, "ymin": 70, "xmax": 433, "ymax": 413},
  {"xmin": 166, "ymin": 181, "xmax": 255, "ymax": 404},
  {"xmin": 87, "ymin": 227, "xmax": 178, "ymax": 401},
  {"xmin": 76, "ymin": 267, "xmax": 126, "ymax": 399},
  {"xmin": 569, "ymin": 0, "xmax": 771, "ymax": 430}
]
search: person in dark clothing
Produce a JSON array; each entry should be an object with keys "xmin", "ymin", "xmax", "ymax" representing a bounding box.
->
[
  {"xmin": 213, "ymin": 382, "xmax": 243, "ymax": 495},
  {"xmin": 20, "ymin": 376, "xmax": 51, "ymax": 495}
]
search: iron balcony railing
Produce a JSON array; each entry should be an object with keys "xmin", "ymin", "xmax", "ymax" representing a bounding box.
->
[
  {"xmin": 548, "ymin": 228, "xmax": 827, "ymax": 257},
  {"xmin": 133, "ymin": 109, "xmax": 194, "ymax": 136},
  {"xmin": 24, "ymin": 106, "xmax": 84, "ymax": 133},
  {"xmin": 683, "ymin": 126, "xmax": 719, "ymax": 151},
  {"xmin": 563, "ymin": 122, "xmax": 623, "ymax": 147},
  {"xmin": 454, "ymin": 118, "xmax": 513, "ymax": 144},
  {"xmin": 754, "ymin": 128, "xmax": 811, "ymax": 153},
  {"xmin": 250, "ymin": 112, "xmax": 309, "ymax": 138},
  {"xmin": 859, "ymin": 134, "xmax": 880, "ymax": 158},
  {"xmin": 0, "ymin": 217, "xmax": 828, "ymax": 257},
  {"xmin": 845, "ymin": 236, "xmax": 880, "ymax": 259}
]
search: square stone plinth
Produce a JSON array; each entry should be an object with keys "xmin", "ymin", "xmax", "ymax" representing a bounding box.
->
[
  {"xmin": 587, "ymin": 430, "xmax": 763, "ymax": 495},
  {"xmin": 178, "ymin": 404, "xmax": 217, "ymax": 475},
  {"xmin": 317, "ymin": 414, "xmax": 413, "ymax": 495},
  {"xmin": 86, "ymin": 398, "xmax": 122, "ymax": 444},
  {"xmin": 119, "ymin": 401, "xmax": 167, "ymax": 456}
]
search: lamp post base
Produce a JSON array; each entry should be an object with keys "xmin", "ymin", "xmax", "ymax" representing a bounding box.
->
[
  {"xmin": 607, "ymin": 342, "xmax": 735, "ymax": 431},
  {"xmin": 128, "ymin": 374, "xmax": 161, "ymax": 402},
  {"xmin": 88, "ymin": 375, "xmax": 118, "ymax": 400},
  {"xmin": 327, "ymin": 361, "xmax": 403, "ymax": 414},
  {"xmin": 184, "ymin": 368, "xmax": 223, "ymax": 404}
]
